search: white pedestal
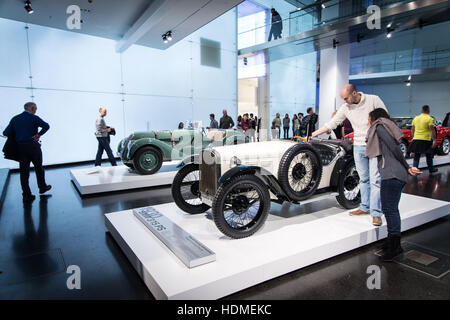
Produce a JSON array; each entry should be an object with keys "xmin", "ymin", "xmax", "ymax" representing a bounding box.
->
[
  {"xmin": 104, "ymin": 194, "xmax": 449, "ymax": 300},
  {"xmin": 407, "ymin": 154, "xmax": 450, "ymax": 169},
  {"xmin": 71, "ymin": 161, "xmax": 179, "ymax": 195}
]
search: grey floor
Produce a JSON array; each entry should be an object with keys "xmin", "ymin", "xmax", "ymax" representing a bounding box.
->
[{"xmin": 0, "ymin": 163, "xmax": 449, "ymax": 300}]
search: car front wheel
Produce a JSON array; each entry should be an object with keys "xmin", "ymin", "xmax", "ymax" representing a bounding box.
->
[
  {"xmin": 171, "ymin": 163, "xmax": 210, "ymax": 214},
  {"xmin": 212, "ymin": 174, "xmax": 270, "ymax": 239}
]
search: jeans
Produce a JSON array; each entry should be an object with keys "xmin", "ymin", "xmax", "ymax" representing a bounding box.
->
[
  {"xmin": 18, "ymin": 143, "xmax": 47, "ymax": 196},
  {"xmin": 413, "ymin": 152, "xmax": 434, "ymax": 170},
  {"xmin": 381, "ymin": 178, "xmax": 405, "ymax": 235},
  {"xmin": 283, "ymin": 127, "xmax": 289, "ymax": 139},
  {"xmin": 353, "ymin": 145, "xmax": 382, "ymax": 217},
  {"xmin": 95, "ymin": 136, "xmax": 117, "ymax": 166}
]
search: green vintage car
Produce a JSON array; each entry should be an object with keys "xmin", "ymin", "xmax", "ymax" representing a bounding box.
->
[{"xmin": 117, "ymin": 129, "xmax": 249, "ymax": 175}]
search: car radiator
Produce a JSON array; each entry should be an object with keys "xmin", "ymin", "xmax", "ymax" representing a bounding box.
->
[{"xmin": 199, "ymin": 150, "xmax": 220, "ymax": 198}]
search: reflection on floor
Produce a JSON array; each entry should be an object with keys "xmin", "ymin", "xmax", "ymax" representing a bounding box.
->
[{"xmin": 0, "ymin": 163, "xmax": 449, "ymax": 299}]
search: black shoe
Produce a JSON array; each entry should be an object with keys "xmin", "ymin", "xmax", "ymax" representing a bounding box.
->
[
  {"xmin": 429, "ymin": 168, "xmax": 438, "ymax": 173},
  {"xmin": 379, "ymin": 234, "xmax": 403, "ymax": 262},
  {"xmin": 39, "ymin": 185, "xmax": 52, "ymax": 194},
  {"xmin": 23, "ymin": 194, "xmax": 36, "ymax": 202}
]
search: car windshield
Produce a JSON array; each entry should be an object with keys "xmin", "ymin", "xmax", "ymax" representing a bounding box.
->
[{"xmin": 392, "ymin": 118, "xmax": 413, "ymax": 129}]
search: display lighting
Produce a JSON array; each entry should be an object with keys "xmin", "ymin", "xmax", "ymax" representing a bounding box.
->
[
  {"xmin": 386, "ymin": 27, "xmax": 394, "ymax": 38},
  {"xmin": 162, "ymin": 31, "xmax": 173, "ymax": 43},
  {"xmin": 24, "ymin": 0, "xmax": 33, "ymax": 14},
  {"xmin": 321, "ymin": 3, "xmax": 326, "ymax": 9}
]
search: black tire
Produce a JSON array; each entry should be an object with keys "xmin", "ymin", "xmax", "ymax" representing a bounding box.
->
[
  {"xmin": 132, "ymin": 146, "xmax": 163, "ymax": 175},
  {"xmin": 335, "ymin": 161, "xmax": 361, "ymax": 209},
  {"xmin": 171, "ymin": 164, "xmax": 210, "ymax": 214},
  {"xmin": 212, "ymin": 174, "xmax": 270, "ymax": 239},
  {"xmin": 437, "ymin": 137, "xmax": 449, "ymax": 155},
  {"xmin": 277, "ymin": 144, "xmax": 322, "ymax": 201}
]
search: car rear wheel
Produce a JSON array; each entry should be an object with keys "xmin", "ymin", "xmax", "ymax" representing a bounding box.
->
[
  {"xmin": 336, "ymin": 161, "xmax": 361, "ymax": 209},
  {"xmin": 277, "ymin": 144, "xmax": 322, "ymax": 202},
  {"xmin": 172, "ymin": 164, "xmax": 210, "ymax": 214},
  {"xmin": 133, "ymin": 146, "xmax": 163, "ymax": 175},
  {"xmin": 438, "ymin": 137, "xmax": 449, "ymax": 155},
  {"xmin": 212, "ymin": 175, "xmax": 270, "ymax": 239}
]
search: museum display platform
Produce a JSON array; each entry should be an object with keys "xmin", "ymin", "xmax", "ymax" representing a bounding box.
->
[
  {"xmin": 70, "ymin": 161, "xmax": 180, "ymax": 195},
  {"xmin": 407, "ymin": 154, "xmax": 450, "ymax": 168},
  {"xmin": 104, "ymin": 193, "xmax": 450, "ymax": 300}
]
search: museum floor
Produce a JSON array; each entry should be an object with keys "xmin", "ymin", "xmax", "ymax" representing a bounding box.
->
[{"xmin": 0, "ymin": 163, "xmax": 449, "ymax": 300}]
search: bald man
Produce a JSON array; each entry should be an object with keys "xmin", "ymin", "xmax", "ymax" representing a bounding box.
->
[
  {"xmin": 95, "ymin": 107, "xmax": 117, "ymax": 167},
  {"xmin": 312, "ymin": 84, "xmax": 387, "ymax": 226}
]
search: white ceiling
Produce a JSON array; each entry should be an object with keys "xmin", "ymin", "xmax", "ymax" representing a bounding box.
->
[{"xmin": 0, "ymin": 0, "xmax": 243, "ymax": 51}]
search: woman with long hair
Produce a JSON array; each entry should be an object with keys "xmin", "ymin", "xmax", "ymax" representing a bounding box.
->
[{"xmin": 365, "ymin": 108, "xmax": 422, "ymax": 261}]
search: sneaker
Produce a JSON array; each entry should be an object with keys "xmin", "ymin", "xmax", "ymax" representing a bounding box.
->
[
  {"xmin": 372, "ymin": 216, "xmax": 382, "ymax": 226},
  {"xmin": 39, "ymin": 185, "xmax": 52, "ymax": 194},
  {"xmin": 349, "ymin": 209, "xmax": 369, "ymax": 216},
  {"xmin": 23, "ymin": 194, "xmax": 36, "ymax": 202}
]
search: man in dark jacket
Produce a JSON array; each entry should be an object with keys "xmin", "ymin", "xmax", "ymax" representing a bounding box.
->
[
  {"xmin": 219, "ymin": 109, "xmax": 235, "ymax": 129},
  {"xmin": 3, "ymin": 102, "xmax": 51, "ymax": 202},
  {"xmin": 268, "ymin": 8, "xmax": 283, "ymax": 41}
]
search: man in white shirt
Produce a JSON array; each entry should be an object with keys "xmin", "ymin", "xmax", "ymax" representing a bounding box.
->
[{"xmin": 311, "ymin": 84, "xmax": 388, "ymax": 226}]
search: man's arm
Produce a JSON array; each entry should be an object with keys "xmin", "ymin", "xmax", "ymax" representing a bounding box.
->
[
  {"xmin": 430, "ymin": 125, "xmax": 437, "ymax": 148},
  {"xmin": 229, "ymin": 117, "xmax": 234, "ymax": 128},
  {"xmin": 36, "ymin": 116, "xmax": 50, "ymax": 136},
  {"xmin": 312, "ymin": 107, "xmax": 346, "ymax": 138}
]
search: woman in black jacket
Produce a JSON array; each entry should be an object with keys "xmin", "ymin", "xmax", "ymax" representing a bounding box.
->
[{"xmin": 366, "ymin": 108, "xmax": 422, "ymax": 261}]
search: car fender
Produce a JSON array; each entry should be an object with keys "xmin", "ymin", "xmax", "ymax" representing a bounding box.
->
[
  {"xmin": 330, "ymin": 155, "xmax": 354, "ymax": 189},
  {"xmin": 128, "ymin": 138, "xmax": 172, "ymax": 160},
  {"xmin": 218, "ymin": 165, "xmax": 289, "ymax": 201}
]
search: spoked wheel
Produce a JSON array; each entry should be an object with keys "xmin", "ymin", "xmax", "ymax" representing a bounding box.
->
[
  {"xmin": 212, "ymin": 175, "xmax": 270, "ymax": 239},
  {"xmin": 336, "ymin": 161, "xmax": 361, "ymax": 209},
  {"xmin": 278, "ymin": 144, "xmax": 322, "ymax": 201},
  {"xmin": 399, "ymin": 141, "xmax": 408, "ymax": 158},
  {"xmin": 438, "ymin": 137, "xmax": 449, "ymax": 155},
  {"xmin": 171, "ymin": 164, "xmax": 210, "ymax": 214}
]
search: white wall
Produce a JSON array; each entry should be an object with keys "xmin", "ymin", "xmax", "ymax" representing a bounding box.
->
[{"xmin": 0, "ymin": 9, "xmax": 237, "ymax": 168}]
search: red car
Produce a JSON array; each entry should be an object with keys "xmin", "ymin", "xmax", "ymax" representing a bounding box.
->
[{"xmin": 344, "ymin": 117, "xmax": 450, "ymax": 158}]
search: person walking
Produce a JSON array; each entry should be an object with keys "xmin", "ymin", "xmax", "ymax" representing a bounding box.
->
[
  {"xmin": 95, "ymin": 107, "xmax": 117, "ymax": 167},
  {"xmin": 271, "ymin": 113, "xmax": 281, "ymax": 139},
  {"xmin": 268, "ymin": 8, "xmax": 283, "ymax": 41},
  {"xmin": 408, "ymin": 105, "xmax": 438, "ymax": 173},
  {"xmin": 248, "ymin": 113, "xmax": 257, "ymax": 142},
  {"xmin": 366, "ymin": 108, "xmax": 421, "ymax": 261},
  {"xmin": 312, "ymin": 84, "xmax": 388, "ymax": 226},
  {"xmin": 3, "ymin": 102, "xmax": 51, "ymax": 202},
  {"xmin": 292, "ymin": 114, "xmax": 300, "ymax": 137},
  {"xmin": 219, "ymin": 109, "xmax": 235, "ymax": 129}
]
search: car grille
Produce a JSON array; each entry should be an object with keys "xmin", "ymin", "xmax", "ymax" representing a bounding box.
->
[
  {"xmin": 121, "ymin": 137, "xmax": 131, "ymax": 159},
  {"xmin": 199, "ymin": 150, "xmax": 220, "ymax": 197}
]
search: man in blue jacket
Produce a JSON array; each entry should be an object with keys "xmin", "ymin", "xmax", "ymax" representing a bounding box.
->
[{"xmin": 3, "ymin": 102, "xmax": 51, "ymax": 202}]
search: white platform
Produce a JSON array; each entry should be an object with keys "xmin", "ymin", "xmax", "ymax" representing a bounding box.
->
[
  {"xmin": 71, "ymin": 161, "xmax": 179, "ymax": 195},
  {"xmin": 407, "ymin": 154, "xmax": 450, "ymax": 169},
  {"xmin": 104, "ymin": 194, "xmax": 450, "ymax": 300}
]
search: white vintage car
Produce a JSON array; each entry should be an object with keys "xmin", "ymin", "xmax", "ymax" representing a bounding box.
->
[{"xmin": 171, "ymin": 139, "xmax": 360, "ymax": 239}]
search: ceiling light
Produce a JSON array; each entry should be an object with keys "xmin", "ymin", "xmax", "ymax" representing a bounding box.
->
[
  {"xmin": 408, "ymin": 75, "xmax": 411, "ymax": 81},
  {"xmin": 166, "ymin": 31, "xmax": 172, "ymax": 41},
  {"xmin": 297, "ymin": 7, "xmax": 302, "ymax": 11},
  {"xmin": 162, "ymin": 34, "xmax": 168, "ymax": 43},
  {"xmin": 321, "ymin": 4, "xmax": 326, "ymax": 9},
  {"xmin": 24, "ymin": 0, "xmax": 33, "ymax": 14}
]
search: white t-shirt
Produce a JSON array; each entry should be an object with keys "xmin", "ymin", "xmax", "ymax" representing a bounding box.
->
[{"xmin": 325, "ymin": 92, "xmax": 387, "ymax": 145}]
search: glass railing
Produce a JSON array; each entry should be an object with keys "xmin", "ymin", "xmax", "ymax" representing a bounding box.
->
[
  {"xmin": 238, "ymin": 0, "xmax": 415, "ymax": 50},
  {"xmin": 350, "ymin": 46, "xmax": 450, "ymax": 75}
]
